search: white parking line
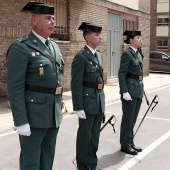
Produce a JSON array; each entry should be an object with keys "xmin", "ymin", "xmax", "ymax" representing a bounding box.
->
[
  {"xmin": 117, "ymin": 131, "xmax": 170, "ymax": 170},
  {"xmin": 138, "ymin": 116, "xmax": 170, "ymax": 121},
  {"xmin": 146, "ymin": 85, "xmax": 170, "ymax": 94}
]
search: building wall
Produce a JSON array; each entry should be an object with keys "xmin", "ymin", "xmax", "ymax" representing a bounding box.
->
[
  {"xmin": 150, "ymin": 0, "xmax": 157, "ymax": 51},
  {"xmin": 107, "ymin": 0, "xmax": 139, "ymax": 10},
  {"xmin": 139, "ymin": 0, "xmax": 151, "ymax": 75},
  {"xmin": 0, "ymin": 0, "xmax": 150, "ymax": 102},
  {"xmin": 150, "ymin": 0, "xmax": 170, "ymax": 52}
]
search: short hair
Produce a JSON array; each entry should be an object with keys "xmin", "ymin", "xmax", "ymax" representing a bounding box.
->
[{"xmin": 83, "ymin": 31, "xmax": 91, "ymax": 40}]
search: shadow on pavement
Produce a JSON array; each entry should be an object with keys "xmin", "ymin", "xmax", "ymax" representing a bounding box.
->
[{"xmin": 98, "ymin": 150, "xmax": 126, "ymax": 169}]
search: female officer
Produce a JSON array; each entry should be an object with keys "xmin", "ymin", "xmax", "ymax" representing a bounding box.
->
[{"xmin": 118, "ymin": 30, "xmax": 143, "ymax": 155}]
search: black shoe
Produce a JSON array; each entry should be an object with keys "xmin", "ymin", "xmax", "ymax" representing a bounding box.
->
[
  {"xmin": 121, "ymin": 147, "xmax": 138, "ymax": 155},
  {"xmin": 131, "ymin": 145, "xmax": 142, "ymax": 152}
]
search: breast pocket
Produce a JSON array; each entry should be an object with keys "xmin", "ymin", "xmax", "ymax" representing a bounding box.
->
[
  {"xmin": 29, "ymin": 59, "xmax": 52, "ymax": 78},
  {"xmin": 85, "ymin": 66, "xmax": 98, "ymax": 83}
]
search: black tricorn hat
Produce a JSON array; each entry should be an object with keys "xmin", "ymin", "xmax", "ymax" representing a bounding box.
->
[
  {"xmin": 21, "ymin": 1, "xmax": 54, "ymax": 15},
  {"xmin": 78, "ymin": 22, "xmax": 102, "ymax": 32},
  {"xmin": 123, "ymin": 30, "xmax": 141, "ymax": 36}
]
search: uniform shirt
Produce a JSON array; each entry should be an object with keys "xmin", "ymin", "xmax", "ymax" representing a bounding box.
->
[{"xmin": 86, "ymin": 45, "xmax": 96, "ymax": 55}]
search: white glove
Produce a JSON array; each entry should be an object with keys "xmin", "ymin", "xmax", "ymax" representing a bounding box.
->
[
  {"xmin": 123, "ymin": 92, "xmax": 132, "ymax": 101},
  {"xmin": 76, "ymin": 110, "xmax": 86, "ymax": 119},
  {"xmin": 15, "ymin": 123, "xmax": 31, "ymax": 136}
]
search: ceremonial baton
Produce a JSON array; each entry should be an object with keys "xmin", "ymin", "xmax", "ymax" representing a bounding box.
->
[
  {"xmin": 143, "ymin": 90, "xmax": 149, "ymax": 105},
  {"xmin": 72, "ymin": 114, "xmax": 117, "ymax": 168},
  {"xmin": 134, "ymin": 94, "xmax": 159, "ymax": 138},
  {"xmin": 100, "ymin": 114, "xmax": 116, "ymax": 133}
]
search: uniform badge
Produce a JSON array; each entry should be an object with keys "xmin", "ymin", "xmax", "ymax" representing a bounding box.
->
[
  {"xmin": 39, "ymin": 64, "xmax": 44, "ymax": 76},
  {"xmin": 36, "ymin": 52, "xmax": 40, "ymax": 55},
  {"xmin": 31, "ymin": 52, "xmax": 35, "ymax": 56},
  {"xmin": 33, "ymin": 39, "xmax": 37, "ymax": 43}
]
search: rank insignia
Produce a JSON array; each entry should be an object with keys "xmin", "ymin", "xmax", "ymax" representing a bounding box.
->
[{"xmin": 31, "ymin": 52, "xmax": 35, "ymax": 56}]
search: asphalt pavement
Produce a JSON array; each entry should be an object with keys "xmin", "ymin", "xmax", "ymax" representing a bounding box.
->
[{"xmin": 0, "ymin": 73, "xmax": 170, "ymax": 170}]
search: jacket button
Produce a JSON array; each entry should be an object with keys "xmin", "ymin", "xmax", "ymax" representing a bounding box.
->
[
  {"xmin": 31, "ymin": 99, "xmax": 34, "ymax": 102},
  {"xmin": 86, "ymin": 94, "xmax": 88, "ymax": 96}
]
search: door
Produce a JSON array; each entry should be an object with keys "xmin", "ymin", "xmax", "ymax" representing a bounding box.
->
[{"xmin": 107, "ymin": 13, "xmax": 123, "ymax": 79}]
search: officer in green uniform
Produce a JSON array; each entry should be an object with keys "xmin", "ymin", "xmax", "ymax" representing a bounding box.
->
[
  {"xmin": 118, "ymin": 30, "xmax": 143, "ymax": 155},
  {"xmin": 71, "ymin": 22, "xmax": 105, "ymax": 170},
  {"xmin": 7, "ymin": 2, "xmax": 64, "ymax": 169}
]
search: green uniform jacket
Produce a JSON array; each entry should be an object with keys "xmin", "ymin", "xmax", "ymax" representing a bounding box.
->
[
  {"xmin": 71, "ymin": 45, "xmax": 105, "ymax": 114},
  {"xmin": 118, "ymin": 47, "xmax": 144, "ymax": 99},
  {"xmin": 7, "ymin": 31, "xmax": 64, "ymax": 128}
]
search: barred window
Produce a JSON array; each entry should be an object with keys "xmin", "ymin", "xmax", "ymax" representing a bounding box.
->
[
  {"xmin": 40, "ymin": 0, "xmax": 69, "ymax": 40},
  {"xmin": 123, "ymin": 14, "xmax": 138, "ymax": 32}
]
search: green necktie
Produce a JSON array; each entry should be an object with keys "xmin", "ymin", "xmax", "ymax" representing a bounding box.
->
[
  {"xmin": 94, "ymin": 52, "xmax": 99, "ymax": 63},
  {"xmin": 136, "ymin": 51, "xmax": 142, "ymax": 62},
  {"xmin": 45, "ymin": 39, "xmax": 55, "ymax": 58}
]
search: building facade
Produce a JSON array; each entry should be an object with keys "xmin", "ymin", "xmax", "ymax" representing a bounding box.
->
[
  {"xmin": 150, "ymin": 0, "xmax": 170, "ymax": 52},
  {"xmin": 0, "ymin": 0, "xmax": 150, "ymax": 102}
]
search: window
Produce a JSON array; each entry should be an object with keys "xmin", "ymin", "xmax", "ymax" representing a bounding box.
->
[
  {"xmin": 123, "ymin": 14, "xmax": 138, "ymax": 32},
  {"xmin": 157, "ymin": 39, "xmax": 168, "ymax": 49},
  {"xmin": 40, "ymin": 0, "xmax": 69, "ymax": 40},
  {"xmin": 157, "ymin": 18, "xmax": 169, "ymax": 26}
]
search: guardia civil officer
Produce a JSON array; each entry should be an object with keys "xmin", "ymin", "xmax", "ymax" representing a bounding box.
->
[
  {"xmin": 7, "ymin": 2, "xmax": 64, "ymax": 169},
  {"xmin": 118, "ymin": 30, "xmax": 143, "ymax": 155},
  {"xmin": 71, "ymin": 22, "xmax": 105, "ymax": 170}
]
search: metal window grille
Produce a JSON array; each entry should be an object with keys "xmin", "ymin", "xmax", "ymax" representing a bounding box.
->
[
  {"xmin": 123, "ymin": 14, "xmax": 138, "ymax": 31},
  {"xmin": 39, "ymin": 0, "xmax": 69, "ymax": 40}
]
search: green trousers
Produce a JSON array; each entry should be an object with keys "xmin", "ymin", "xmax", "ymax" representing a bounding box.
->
[
  {"xmin": 19, "ymin": 127, "xmax": 59, "ymax": 170},
  {"xmin": 120, "ymin": 97, "xmax": 142, "ymax": 148},
  {"xmin": 76, "ymin": 113, "xmax": 104, "ymax": 170}
]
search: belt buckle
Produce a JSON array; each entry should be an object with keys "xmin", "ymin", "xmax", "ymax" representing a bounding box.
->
[
  {"xmin": 139, "ymin": 76, "xmax": 143, "ymax": 81},
  {"xmin": 98, "ymin": 84, "xmax": 103, "ymax": 90},
  {"xmin": 55, "ymin": 87, "xmax": 62, "ymax": 94}
]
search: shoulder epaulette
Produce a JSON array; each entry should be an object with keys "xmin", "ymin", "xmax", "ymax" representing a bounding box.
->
[
  {"xmin": 77, "ymin": 48, "xmax": 85, "ymax": 54},
  {"xmin": 50, "ymin": 38, "xmax": 55, "ymax": 43},
  {"xmin": 17, "ymin": 35, "xmax": 29, "ymax": 43}
]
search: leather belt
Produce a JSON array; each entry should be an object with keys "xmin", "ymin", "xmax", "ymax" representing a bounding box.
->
[
  {"xmin": 126, "ymin": 73, "xmax": 143, "ymax": 81},
  {"xmin": 83, "ymin": 82, "xmax": 104, "ymax": 90},
  {"xmin": 25, "ymin": 84, "xmax": 62, "ymax": 95}
]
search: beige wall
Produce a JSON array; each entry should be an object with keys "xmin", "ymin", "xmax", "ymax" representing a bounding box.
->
[
  {"xmin": 107, "ymin": 0, "xmax": 138, "ymax": 10},
  {"xmin": 157, "ymin": 2, "xmax": 169, "ymax": 12},
  {"xmin": 156, "ymin": 26, "xmax": 169, "ymax": 36}
]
